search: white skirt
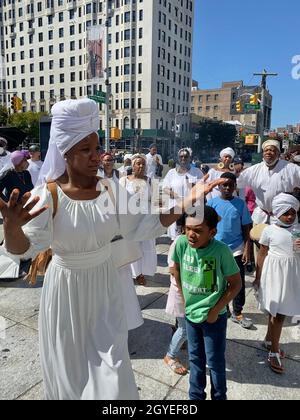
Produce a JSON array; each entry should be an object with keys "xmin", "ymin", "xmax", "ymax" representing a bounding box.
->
[
  {"xmin": 118, "ymin": 265, "xmax": 144, "ymax": 331},
  {"xmin": 39, "ymin": 259, "xmax": 139, "ymax": 400},
  {"xmin": 258, "ymin": 254, "xmax": 300, "ymax": 317},
  {"xmin": 131, "ymin": 239, "xmax": 157, "ymax": 278}
]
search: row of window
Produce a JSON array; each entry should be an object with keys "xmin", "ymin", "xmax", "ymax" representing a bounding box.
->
[
  {"xmin": 158, "ymin": 45, "xmax": 191, "ymax": 61},
  {"xmin": 6, "ymin": 60, "xmax": 84, "ymax": 76},
  {"xmin": 158, "ymin": 11, "xmax": 192, "ymax": 29},
  {"xmin": 158, "ymin": 64, "xmax": 190, "ymax": 82},
  {"xmin": 157, "ymin": 83, "xmax": 190, "ymax": 102},
  {"xmin": 191, "ymin": 106, "xmax": 219, "ymax": 112},
  {"xmin": 192, "ymin": 94, "xmax": 220, "ymax": 102},
  {"xmin": 159, "ymin": 0, "xmax": 193, "ymax": 13},
  {"xmin": 158, "ymin": 28, "xmax": 192, "ymax": 45}
]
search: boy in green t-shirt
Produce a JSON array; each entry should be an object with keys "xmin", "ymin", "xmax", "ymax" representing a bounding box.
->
[{"xmin": 172, "ymin": 206, "xmax": 241, "ymax": 400}]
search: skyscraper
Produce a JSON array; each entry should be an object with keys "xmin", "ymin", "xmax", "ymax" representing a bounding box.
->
[{"xmin": 0, "ymin": 0, "xmax": 194, "ymax": 135}]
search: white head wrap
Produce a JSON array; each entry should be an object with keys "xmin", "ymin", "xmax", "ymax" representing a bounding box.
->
[
  {"xmin": 37, "ymin": 98, "xmax": 99, "ymax": 185},
  {"xmin": 272, "ymin": 193, "xmax": 300, "ymax": 219},
  {"xmin": 123, "ymin": 154, "xmax": 132, "ymax": 162},
  {"xmin": 220, "ymin": 147, "xmax": 235, "ymax": 159},
  {"xmin": 262, "ymin": 140, "xmax": 281, "ymax": 152}
]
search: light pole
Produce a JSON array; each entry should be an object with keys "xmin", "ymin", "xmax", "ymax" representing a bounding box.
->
[
  {"xmin": 173, "ymin": 112, "xmax": 188, "ymax": 157},
  {"xmin": 253, "ymin": 70, "xmax": 278, "ymax": 153},
  {"xmin": 104, "ymin": 0, "xmax": 110, "ymax": 152}
]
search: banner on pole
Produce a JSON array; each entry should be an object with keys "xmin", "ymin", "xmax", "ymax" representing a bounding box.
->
[{"xmin": 86, "ymin": 25, "xmax": 105, "ymax": 82}]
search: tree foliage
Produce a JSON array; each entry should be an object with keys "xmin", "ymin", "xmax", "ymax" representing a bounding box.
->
[
  {"xmin": 7, "ymin": 111, "xmax": 48, "ymax": 141},
  {"xmin": 0, "ymin": 105, "xmax": 9, "ymax": 126},
  {"xmin": 190, "ymin": 119, "xmax": 237, "ymax": 160}
]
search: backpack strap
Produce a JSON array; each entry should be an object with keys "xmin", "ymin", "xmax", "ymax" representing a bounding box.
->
[{"xmin": 46, "ymin": 181, "xmax": 58, "ymax": 218}]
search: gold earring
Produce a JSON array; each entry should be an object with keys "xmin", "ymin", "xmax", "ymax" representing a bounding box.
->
[
  {"xmin": 217, "ymin": 162, "xmax": 224, "ymax": 170},
  {"xmin": 229, "ymin": 163, "xmax": 235, "ymax": 171}
]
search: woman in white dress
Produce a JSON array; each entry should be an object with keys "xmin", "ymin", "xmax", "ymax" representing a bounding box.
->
[
  {"xmin": 119, "ymin": 154, "xmax": 156, "ymax": 286},
  {"xmin": 0, "ymin": 99, "xmax": 224, "ymax": 400},
  {"xmin": 99, "ymin": 151, "xmax": 143, "ymax": 331},
  {"xmin": 254, "ymin": 193, "xmax": 300, "ymax": 374},
  {"xmin": 206, "ymin": 147, "xmax": 236, "ymax": 200},
  {"xmin": 162, "ymin": 148, "xmax": 203, "ymax": 240}
]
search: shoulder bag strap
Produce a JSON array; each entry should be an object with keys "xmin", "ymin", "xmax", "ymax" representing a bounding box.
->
[{"xmin": 46, "ymin": 181, "xmax": 58, "ymax": 218}]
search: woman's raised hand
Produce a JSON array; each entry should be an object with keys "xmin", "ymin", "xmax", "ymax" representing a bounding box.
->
[
  {"xmin": 189, "ymin": 175, "xmax": 226, "ymax": 203},
  {"xmin": 0, "ymin": 189, "xmax": 49, "ymax": 228}
]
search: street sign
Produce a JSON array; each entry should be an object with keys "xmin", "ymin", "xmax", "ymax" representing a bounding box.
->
[
  {"xmin": 88, "ymin": 95, "xmax": 106, "ymax": 104},
  {"xmin": 282, "ymin": 140, "xmax": 289, "ymax": 149},
  {"xmin": 95, "ymin": 90, "xmax": 106, "ymax": 98},
  {"xmin": 245, "ymin": 104, "xmax": 260, "ymax": 110}
]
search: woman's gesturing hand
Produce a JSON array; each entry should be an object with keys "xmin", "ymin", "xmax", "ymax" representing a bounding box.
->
[
  {"xmin": 189, "ymin": 175, "xmax": 226, "ymax": 204},
  {"xmin": 0, "ymin": 189, "xmax": 49, "ymax": 228}
]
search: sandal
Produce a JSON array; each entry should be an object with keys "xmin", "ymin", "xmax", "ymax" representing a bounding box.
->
[
  {"xmin": 163, "ymin": 355, "xmax": 188, "ymax": 375},
  {"xmin": 268, "ymin": 352, "xmax": 284, "ymax": 374},
  {"xmin": 135, "ymin": 274, "xmax": 147, "ymax": 286},
  {"xmin": 263, "ymin": 340, "xmax": 285, "ymax": 358}
]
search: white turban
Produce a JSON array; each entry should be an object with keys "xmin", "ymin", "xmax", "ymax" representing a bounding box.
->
[
  {"xmin": 123, "ymin": 154, "xmax": 132, "ymax": 162},
  {"xmin": 262, "ymin": 140, "xmax": 281, "ymax": 152},
  {"xmin": 272, "ymin": 193, "xmax": 300, "ymax": 219},
  {"xmin": 220, "ymin": 147, "xmax": 235, "ymax": 159},
  {"xmin": 37, "ymin": 98, "xmax": 99, "ymax": 185}
]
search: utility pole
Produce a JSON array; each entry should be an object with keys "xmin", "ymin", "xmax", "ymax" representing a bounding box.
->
[
  {"xmin": 253, "ymin": 69, "xmax": 278, "ymax": 153},
  {"xmin": 104, "ymin": 1, "xmax": 110, "ymax": 152}
]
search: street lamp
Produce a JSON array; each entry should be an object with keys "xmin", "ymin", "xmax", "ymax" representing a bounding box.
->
[{"xmin": 172, "ymin": 112, "xmax": 189, "ymax": 157}]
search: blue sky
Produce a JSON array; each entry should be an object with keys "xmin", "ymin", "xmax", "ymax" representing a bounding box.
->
[{"xmin": 192, "ymin": 0, "xmax": 300, "ymax": 128}]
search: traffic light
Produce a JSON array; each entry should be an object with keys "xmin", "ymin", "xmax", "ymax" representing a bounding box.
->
[
  {"xmin": 10, "ymin": 95, "xmax": 17, "ymax": 112},
  {"xmin": 249, "ymin": 94, "xmax": 258, "ymax": 105},
  {"xmin": 15, "ymin": 96, "xmax": 22, "ymax": 111},
  {"xmin": 235, "ymin": 100, "xmax": 242, "ymax": 112},
  {"xmin": 110, "ymin": 127, "xmax": 121, "ymax": 140}
]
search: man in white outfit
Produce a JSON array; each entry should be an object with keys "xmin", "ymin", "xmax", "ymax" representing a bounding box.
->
[
  {"xmin": 237, "ymin": 139, "xmax": 300, "ymax": 225},
  {"xmin": 27, "ymin": 144, "xmax": 43, "ymax": 186},
  {"xmin": 146, "ymin": 143, "xmax": 163, "ymax": 179}
]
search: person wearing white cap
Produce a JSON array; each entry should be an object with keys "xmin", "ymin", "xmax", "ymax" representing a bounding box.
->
[
  {"xmin": 206, "ymin": 147, "xmax": 236, "ymax": 199},
  {"xmin": 254, "ymin": 193, "xmax": 300, "ymax": 374},
  {"xmin": 118, "ymin": 153, "xmax": 132, "ymax": 177},
  {"xmin": 0, "ymin": 98, "xmax": 224, "ymax": 400},
  {"xmin": 237, "ymin": 139, "xmax": 300, "ymax": 225}
]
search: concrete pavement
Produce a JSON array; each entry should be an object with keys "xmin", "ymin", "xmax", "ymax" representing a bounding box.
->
[{"xmin": 0, "ymin": 225, "xmax": 300, "ymax": 400}]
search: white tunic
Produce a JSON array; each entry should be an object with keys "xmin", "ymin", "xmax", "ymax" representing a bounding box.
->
[
  {"xmin": 146, "ymin": 152, "xmax": 163, "ymax": 179},
  {"xmin": 0, "ymin": 183, "xmax": 165, "ymax": 400},
  {"xmin": 258, "ymin": 224, "xmax": 300, "ymax": 317},
  {"xmin": 119, "ymin": 176, "xmax": 157, "ymax": 277},
  {"xmin": 237, "ymin": 160, "xmax": 300, "ymax": 224},
  {"xmin": 162, "ymin": 167, "xmax": 203, "ymax": 240},
  {"xmin": 27, "ymin": 159, "xmax": 43, "ymax": 186}
]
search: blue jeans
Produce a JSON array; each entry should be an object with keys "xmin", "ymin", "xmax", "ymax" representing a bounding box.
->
[
  {"xmin": 167, "ymin": 317, "xmax": 187, "ymax": 359},
  {"xmin": 186, "ymin": 313, "xmax": 227, "ymax": 400}
]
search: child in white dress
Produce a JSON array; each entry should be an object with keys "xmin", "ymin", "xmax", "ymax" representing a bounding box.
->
[{"xmin": 254, "ymin": 193, "xmax": 300, "ymax": 374}]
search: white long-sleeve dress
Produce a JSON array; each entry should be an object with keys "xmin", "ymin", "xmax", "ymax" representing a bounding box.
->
[{"xmin": 0, "ymin": 183, "xmax": 165, "ymax": 400}]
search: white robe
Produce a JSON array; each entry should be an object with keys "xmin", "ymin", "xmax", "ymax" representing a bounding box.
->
[
  {"xmin": 237, "ymin": 160, "xmax": 300, "ymax": 224},
  {"xmin": 0, "ymin": 184, "xmax": 165, "ymax": 400}
]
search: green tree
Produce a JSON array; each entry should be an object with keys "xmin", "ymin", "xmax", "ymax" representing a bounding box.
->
[
  {"xmin": 8, "ymin": 111, "xmax": 48, "ymax": 141},
  {"xmin": 191, "ymin": 119, "xmax": 237, "ymax": 159},
  {"xmin": 0, "ymin": 105, "xmax": 9, "ymax": 126}
]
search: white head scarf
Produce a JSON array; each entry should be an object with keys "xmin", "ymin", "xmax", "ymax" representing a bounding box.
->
[
  {"xmin": 37, "ymin": 98, "xmax": 99, "ymax": 185},
  {"xmin": 262, "ymin": 140, "xmax": 281, "ymax": 152},
  {"xmin": 123, "ymin": 154, "xmax": 132, "ymax": 162},
  {"xmin": 272, "ymin": 193, "xmax": 300, "ymax": 219},
  {"xmin": 220, "ymin": 147, "xmax": 235, "ymax": 159}
]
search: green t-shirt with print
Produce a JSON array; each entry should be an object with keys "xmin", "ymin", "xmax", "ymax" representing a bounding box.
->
[{"xmin": 172, "ymin": 235, "xmax": 240, "ymax": 324}]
